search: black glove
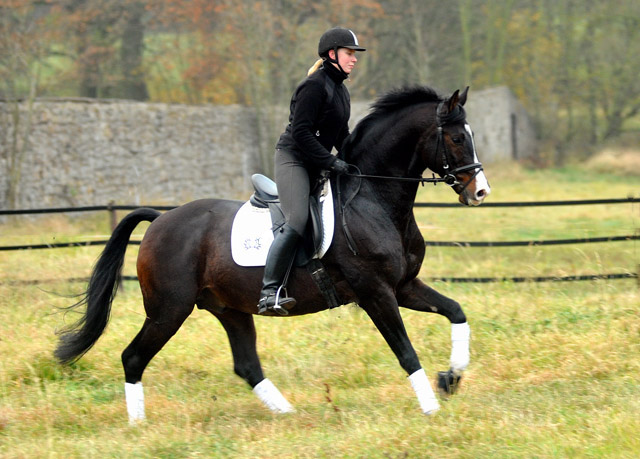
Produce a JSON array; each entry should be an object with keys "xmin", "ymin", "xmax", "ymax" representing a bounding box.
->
[{"xmin": 331, "ymin": 158, "xmax": 350, "ymax": 175}]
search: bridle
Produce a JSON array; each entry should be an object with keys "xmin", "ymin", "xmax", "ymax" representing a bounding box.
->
[
  {"xmin": 432, "ymin": 101, "xmax": 484, "ymax": 195},
  {"xmin": 336, "ymin": 101, "xmax": 483, "ymax": 255},
  {"xmin": 344, "ymin": 101, "xmax": 483, "ymax": 194}
]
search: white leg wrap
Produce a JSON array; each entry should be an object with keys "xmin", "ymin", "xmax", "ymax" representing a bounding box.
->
[
  {"xmin": 125, "ymin": 382, "xmax": 146, "ymax": 425},
  {"xmin": 253, "ymin": 378, "xmax": 295, "ymax": 414},
  {"xmin": 408, "ymin": 368, "xmax": 440, "ymax": 415},
  {"xmin": 450, "ymin": 322, "xmax": 470, "ymax": 372}
]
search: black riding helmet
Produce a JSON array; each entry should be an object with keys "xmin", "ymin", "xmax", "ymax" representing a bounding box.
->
[
  {"xmin": 318, "ymin": 27, "xmax": 366, "ymax": 56},
  {"xmin": 318, "ymin": 27, "xmax": 366, "ymax": 77}
]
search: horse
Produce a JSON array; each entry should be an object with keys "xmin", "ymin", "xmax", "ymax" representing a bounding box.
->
[{"xmin": 55, "ymin": 86, "xmax": 490, "ymax": 423}]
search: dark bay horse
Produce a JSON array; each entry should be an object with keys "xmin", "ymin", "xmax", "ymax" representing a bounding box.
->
[{"xmin": 55, "ymin": 86, "xmax": 490, "ymax": 423}]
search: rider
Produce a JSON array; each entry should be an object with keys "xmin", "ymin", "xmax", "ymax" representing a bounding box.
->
[{"xmin": 257, "ymin": 27, "xmax": 366, "ymax": 315}]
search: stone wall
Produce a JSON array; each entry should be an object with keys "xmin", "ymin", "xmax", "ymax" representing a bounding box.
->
[
  {"xmin": 0, "ymin": 100, "xmax": 262, "ymax": 209},
  {"xmin": 0, "ymin": 86, "xmax": 536, "ymax": 209}
]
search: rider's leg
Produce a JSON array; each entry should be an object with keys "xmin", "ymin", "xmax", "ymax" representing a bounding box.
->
[
  {"xmin": 258, "ymin": 223, "xmax": 301, "ymax": 315},
  {"xmin": 275, "ymin": 148, "xmax": 310, "ymax": 236},
  {"xmin": 257, "ymin": 149, "xmax": 309, "ymax": 315}
]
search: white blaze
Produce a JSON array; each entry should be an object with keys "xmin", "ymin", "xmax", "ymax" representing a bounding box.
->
[{"xmin": 465, "ymin": 124, "xmax": 490, "ymax": 197}]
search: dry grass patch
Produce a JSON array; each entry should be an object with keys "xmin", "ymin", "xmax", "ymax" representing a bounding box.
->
[{"xmin": 586, "ymin": 148, "xmax": 640, "ymax": 176}]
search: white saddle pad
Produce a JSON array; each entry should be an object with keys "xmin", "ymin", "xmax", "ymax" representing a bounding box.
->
[{"xmin": 231, "ymin": 180, "xmax": 335, "ymax": 267}]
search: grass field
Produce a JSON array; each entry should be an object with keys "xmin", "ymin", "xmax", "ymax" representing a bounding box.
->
[{"xmin": 0, "ymin": 164, "xmax": 638, "ymax": 457}]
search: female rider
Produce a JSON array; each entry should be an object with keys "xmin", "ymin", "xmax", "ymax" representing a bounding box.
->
[{"xmin": 258, "ymin": 27, "xmax": 366, "ymax": 315}]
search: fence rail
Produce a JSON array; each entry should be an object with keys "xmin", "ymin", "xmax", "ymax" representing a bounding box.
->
[
  {"xmin": 1, "ymin": 197, "xmax": 638, "ymax": 216},
  {"xmin": 1, "ymin": 198, "xmax": 638, "ymax": 284}
]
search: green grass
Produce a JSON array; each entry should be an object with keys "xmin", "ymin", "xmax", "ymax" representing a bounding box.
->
[{"xmin": 1, "ymin": 165, "xmax": 639, "ymax": 457}]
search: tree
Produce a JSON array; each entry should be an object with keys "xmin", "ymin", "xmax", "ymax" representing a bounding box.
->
[
  {"xmin": 583, "ymin": 6, "xmax": 640, "ymax": 141},
  {"xmin": 119, "ymin": 1, "xmax": 149, "ymax": 100},
  {"xmin": 0, "ymin": 1, "xmax": 52, "ymax": 208},
  {"xmin": 209, "ymin": 0, "xmax": 384, "ymax": 173},
  {"xmin": 55, "ymin": 0, "xmax": 150, "ymax": 100},
  {"xmin": 4, "ymin": 0, "xmax": 640, "ymax": 170},
  {"xmin": 500, "ymin": 0, "xmax": 640, "ymax": 162}
]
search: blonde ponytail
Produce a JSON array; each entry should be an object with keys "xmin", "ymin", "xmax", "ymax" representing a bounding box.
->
[{"xmin": 307, "ymin": 58, "xmax": 324, "ymax": 76}]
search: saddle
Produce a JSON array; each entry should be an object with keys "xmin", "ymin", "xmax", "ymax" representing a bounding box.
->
[
  {"xmin": 249, "ymin": 173, "xmax": 325, "ymax": 266},
  {"xmin": 230, "ymin": 173, "xmax": 341, "ymax": 309}
]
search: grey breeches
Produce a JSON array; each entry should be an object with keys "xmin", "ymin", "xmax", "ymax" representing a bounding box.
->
[{"xmin": 274, "ymin": 148, "xmax": 310, "ymax": 237}]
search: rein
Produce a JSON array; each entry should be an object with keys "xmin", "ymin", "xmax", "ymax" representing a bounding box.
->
[{"xmin": 345, "ymin": 162, "xmax": 481, "ymax": 187}]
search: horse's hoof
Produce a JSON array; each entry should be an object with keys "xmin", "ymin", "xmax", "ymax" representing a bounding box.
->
[{"xmin": 437, "ymin": 369, "xmax": 461, "ymax": 397}]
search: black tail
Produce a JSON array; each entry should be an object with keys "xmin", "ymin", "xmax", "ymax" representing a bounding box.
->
[{"xmin": 55, "ymin": 208, "xmax": 162, "ymax": 364}]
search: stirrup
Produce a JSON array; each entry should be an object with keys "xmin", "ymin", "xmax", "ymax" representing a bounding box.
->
[{"xmin": 257, "ymin": 287, "xmax": 296, "ymax": 316}]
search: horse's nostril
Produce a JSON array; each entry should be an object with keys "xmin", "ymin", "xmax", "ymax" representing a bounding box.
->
[{"xmin": 476, "ymin": 189, "xmax": 486, "ymax": 199}]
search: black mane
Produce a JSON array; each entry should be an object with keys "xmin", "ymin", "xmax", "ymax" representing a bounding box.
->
[
  {"xmin": 342, "ymin": 86, "xmax": 443, "ymax": 160},
  {"xmin": 369, "ymin": 85, "xmax": 441, "ymax": 115}
]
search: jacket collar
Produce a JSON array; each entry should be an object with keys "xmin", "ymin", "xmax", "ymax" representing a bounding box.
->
[{"xmin": 322, "ymin": 60, "xmax": 348, "ymax": 84}]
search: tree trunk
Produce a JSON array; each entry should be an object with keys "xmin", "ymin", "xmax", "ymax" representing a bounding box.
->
[
  {"xmin": 458, "ymin": 0, "xmax": 472, "ymax": 84},
  {"xmin": 119, "ymin": 2, "xmax": 148, "ymax": 100}
]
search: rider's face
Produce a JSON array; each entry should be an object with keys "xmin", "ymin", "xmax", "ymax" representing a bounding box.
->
[{"xmin": 329, "ymin": 48, "xmax": 358, "ymax": 74}]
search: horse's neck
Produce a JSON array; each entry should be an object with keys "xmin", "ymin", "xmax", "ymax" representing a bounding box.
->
[
  {"xmin": 357, "ymin": 106, "xmax": 432, "ymax": 175},
  {"xmin": 348, "ymin": 156, "xmax": 422, "ymax": 226},
  {"xmin": 346, "ymin": 105, "xmax": 434, "ymax": 225},
  {"xmin": 353, "ymin": 127, "xmax": 424, "ymax": 206}
]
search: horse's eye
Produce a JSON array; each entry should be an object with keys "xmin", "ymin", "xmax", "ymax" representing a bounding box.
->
[{"xmin": 451, "ymin": 135, "xmax": 464, "ymax": 145}]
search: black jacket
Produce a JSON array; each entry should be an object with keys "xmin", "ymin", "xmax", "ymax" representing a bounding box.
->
[{"xmin": 276, "ymin": 61, "xmax": 350, "ymax": 171}]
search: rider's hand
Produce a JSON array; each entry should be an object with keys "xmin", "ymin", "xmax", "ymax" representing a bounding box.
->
[{"xmin": 331, "ymin": 158, "xmax": 350, "ymax": 175}]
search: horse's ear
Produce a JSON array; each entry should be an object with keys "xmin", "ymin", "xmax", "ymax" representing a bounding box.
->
[
  {"xmin": 438, "ymin": 89, "xmax": 458, "ymax": 118},
  {"xmin": 445, "ymin": 89, "xmax": 461, "ymax": 114},
  {"xmin": 459, "ymin": 86, "xmax": 469, "ymax": 106},
  {"xmin": 439, "ymin": 88, "xmax": 468, "ymax": 118}
]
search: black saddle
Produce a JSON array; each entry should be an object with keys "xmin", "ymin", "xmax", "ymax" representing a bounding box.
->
[{"xmin": 250, "ymin": 173, "xmax": 325, "ymax": 266}]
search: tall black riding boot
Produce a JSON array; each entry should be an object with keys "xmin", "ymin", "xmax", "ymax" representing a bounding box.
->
[{"xmin": 257, "ymin": 224, "xmax": 301, "ymax": 315}]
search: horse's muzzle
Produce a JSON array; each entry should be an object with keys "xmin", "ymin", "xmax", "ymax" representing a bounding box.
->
[{"xmin": 459, "ymin": 169, "xmax": 491, "ymax": 206}]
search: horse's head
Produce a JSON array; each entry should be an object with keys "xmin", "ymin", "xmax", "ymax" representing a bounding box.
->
[
  {"xmin": 343, "ymin": 85, "xmax": 490, "ymax": 206},
  {"xmin": 428, "ymin": 88, "xmax": 491, "ymax": 206}
]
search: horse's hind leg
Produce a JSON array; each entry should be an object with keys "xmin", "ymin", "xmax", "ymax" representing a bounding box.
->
[
  {"xmin": 213, "ymin": 308, "xmax": 294, "ymax": 413},
  {"xmin": 121, "ymin": 301, "xmax": 194, "ymax": 424}
]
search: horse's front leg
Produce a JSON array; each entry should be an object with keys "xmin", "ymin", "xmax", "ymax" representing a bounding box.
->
[
  {"xmin": 359, "ymin": 292, "xmax": 440, "ymax": 415},
  {"xmin": 396, "ymin": 278, "xmax": 470, "ymax": 392}
]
